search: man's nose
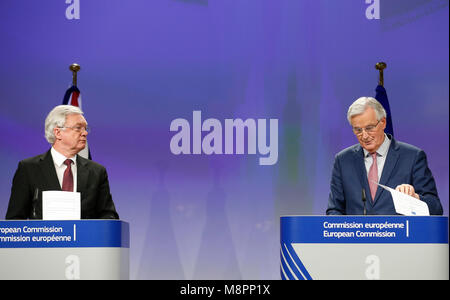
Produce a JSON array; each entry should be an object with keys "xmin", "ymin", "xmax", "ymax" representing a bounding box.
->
[{"xmin": 361, "ymin": 130, "xmax": 370, "ymax": 139}]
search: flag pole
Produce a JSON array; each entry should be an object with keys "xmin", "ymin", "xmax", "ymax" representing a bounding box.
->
[
  {"xmin": 69, "ymin": 63, "xmax": 81, "ymax": 87},
  {"xmin": 375, "ymin": 62, "xmax": 386, "ymax": 87},
  {"xmin": 374, "ymin": 61, "xmax": 394, "ymax": 136}
]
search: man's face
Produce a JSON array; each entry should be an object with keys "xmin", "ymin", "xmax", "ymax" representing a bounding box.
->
[
  {"xmin": 55, "ymin": 114, "xmax": 88, "ymax": 155},
  {"xmin": 350, "ymin": 107, "xmax": 386, "ymax": 153}
]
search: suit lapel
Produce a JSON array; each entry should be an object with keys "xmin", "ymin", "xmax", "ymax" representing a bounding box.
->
[
  {"xmin": 352, "ymin": 146, "xmax": 371, "ymax": 201},
  {"xmin": 39, "ymin": 150, "xmax": 62, "ymax": 190},
  {"xmin": 77, "ymin": 155, "xmax": 89, "ymax": 195},
  {"xmin": 374, "ymin": 137, "xmax": 400, "ymax": 202},
  {"xmin": 39, "ymin": 150, "xmax": 90, "ymax": 195}
]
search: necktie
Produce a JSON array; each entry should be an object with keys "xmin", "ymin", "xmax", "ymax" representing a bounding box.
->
[
  {"xmin": 368, "ymin": 152, "xmax": 378, "ymax": 202},
  {"xmin": 62, "ymin": 159, "xmax": 74, "ymax": 192}
]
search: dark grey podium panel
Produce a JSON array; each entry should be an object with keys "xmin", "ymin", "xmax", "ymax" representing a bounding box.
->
[{"xmin": 0, "ymin": 220, "xmax": 129, "ymax": 280}]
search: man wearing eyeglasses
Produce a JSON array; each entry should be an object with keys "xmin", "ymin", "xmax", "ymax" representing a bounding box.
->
[
  {"xmin": 326, "ymin": 97, "xmax": 443, "ymax": 215},
  {"xmin": 5, "ymin": 105, "xmax": 119, "ymax": 219}
]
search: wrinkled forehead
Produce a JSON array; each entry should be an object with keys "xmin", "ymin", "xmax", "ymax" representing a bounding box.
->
[
  {"xmin": 350, "ymin": 107, "xmax": 378, "ymax": 126},
  {"xmin": 65, "ymin": 113, "xmax": 87, "ymax": 125}
]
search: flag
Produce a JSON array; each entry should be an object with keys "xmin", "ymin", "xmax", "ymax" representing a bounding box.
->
[
  {"xmin": 375, "ymin": 85, "xmax": 394, "ymax": 136},
  {"xmin": 63, "ymin": 85, "xmax": 81, "ymax": 107},
  {"xmin": 63, "ymin": 85, "xmax": 91, "ymax": 159}
]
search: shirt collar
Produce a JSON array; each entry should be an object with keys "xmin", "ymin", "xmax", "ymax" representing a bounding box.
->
[
  {"xmin": 51, "ymin": 147, "xmax": 77, "ymax": 167},
  {"xmin": 363, "ymin": 133, "xmax": 391, "ymax": 158}
]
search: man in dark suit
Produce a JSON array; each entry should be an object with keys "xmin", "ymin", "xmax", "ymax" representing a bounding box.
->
[
  {"xmin": 327, "ymin": 97, "xmax": 442, "ymax": 215},
  {"xmin": 5, "ymin": 105, "xmax": 119, "ymax": 219}
]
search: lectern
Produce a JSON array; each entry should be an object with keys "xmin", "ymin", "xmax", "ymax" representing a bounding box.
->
[
  {"xmin": 0, "ymin": 220, "xmax": 129, "ymax": 280},
  {"xmin": 280, "ymin": 216, "xmax": 448, "ymax": 280}
]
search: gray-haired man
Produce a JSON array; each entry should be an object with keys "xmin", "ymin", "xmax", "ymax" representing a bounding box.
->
[
  {"xmin": 326, "ymin": 97, "xmax": 442, "ymax": 215},
  {"xmin": 6, "ymin": 105, "xmax": 119, "ymax": 219}
]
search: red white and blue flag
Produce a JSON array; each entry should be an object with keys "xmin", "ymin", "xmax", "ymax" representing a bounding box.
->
[
  {"xmin": 63, "ymin": 85, "xmax": 91, "ymax": 159},
  {"xmin": 63, "ymin": 85, "xmax": 82, "ymax": 107}
]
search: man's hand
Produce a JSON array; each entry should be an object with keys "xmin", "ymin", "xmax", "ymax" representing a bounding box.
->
[{"xmin": 395, "ymin": 184, "xmax": 420, "ymax": 199}]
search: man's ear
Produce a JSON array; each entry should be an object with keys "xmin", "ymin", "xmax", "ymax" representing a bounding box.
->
[
  {"xmin": 380, "ymin": 117, "xmax": 387, "ymax": 130},
  {"xmin": 53, "ymin": 127, "xmax": 62, "ymax": 140}
]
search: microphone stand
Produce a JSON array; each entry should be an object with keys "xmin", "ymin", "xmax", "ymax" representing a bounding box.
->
[{"xmin": 362, "ymin": 189, "xmax": 367, "ymax": 216}]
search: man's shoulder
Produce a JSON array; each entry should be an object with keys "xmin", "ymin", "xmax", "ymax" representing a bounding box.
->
[
  {"xmin": 335, "ymin": 144, "xmax": 361, "ymax": 158},
  {"xmin": 77, "ymin": 155, "xmax": 107, "ymax": 171},
  {"xmin": 19, "ymin": 151, "xmax": 50, "ymax": 166},
  {"xmin": 393, "ymin": 139, "xmax": 423, "ymax": 154},
  {"xmin": 335, "ymin": 137, "xmax": 424, "ymax": 159}
]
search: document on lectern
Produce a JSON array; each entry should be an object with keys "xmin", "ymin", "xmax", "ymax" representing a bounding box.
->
[
  {"xmin": 42, "ymin": 191, "xmax": 81, "ymax": 220},
  {"xmin": 376, "ymin": 183, "xmax": 430, "ymax": 216}
]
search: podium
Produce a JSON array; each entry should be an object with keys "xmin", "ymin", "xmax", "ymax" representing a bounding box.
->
[
  {"xmin": 0, "ymin": 220, "xmax": 129, "ymax": 280},
  {"xmin": 280, "ymin": 216, "xmax": 448, "ymax": 280}
]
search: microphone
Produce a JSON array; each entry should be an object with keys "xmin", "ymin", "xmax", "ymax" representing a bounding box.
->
[
  {"xmin": 362, "ymin": 188, "xmax": 367, "ymax": 216},
  {"xmin": 32, "ymin": 188, "xmax": 39, "ymax": 219}
]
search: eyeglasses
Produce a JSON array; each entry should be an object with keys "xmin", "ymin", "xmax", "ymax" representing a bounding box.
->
[
  {"xmin": 59, "ymin": 125, "xmax": 91, "ymax": 133},
  {"xmin": 352, "ymin": 120, "xmax": 380, "ymax": 135}
]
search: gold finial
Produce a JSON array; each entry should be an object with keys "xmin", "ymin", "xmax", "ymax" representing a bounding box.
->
[
  {"xmin": 69, "ymin": 63, "xmax": 81, "ymax": 86},
  {"xmin": 375, "ymin": 62, "xmax": 387, "ymax": 86}
]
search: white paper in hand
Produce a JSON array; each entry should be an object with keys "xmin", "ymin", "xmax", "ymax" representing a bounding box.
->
[
  {"xmin": 376, "ymin": 183, "xmax": 429, "ymax": 216},
  {"xmin": 42, "ymin": 191, "xmax": 81, "ymax": 220}
]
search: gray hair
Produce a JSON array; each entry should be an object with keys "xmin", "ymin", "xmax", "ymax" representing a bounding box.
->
[
  {"xmin": 347, "ymin": 97, "xmax": 386, "ymax": 125},
  {"xmin": 44, "ymin": 105, "xmax": 84, "ymax": 144}
]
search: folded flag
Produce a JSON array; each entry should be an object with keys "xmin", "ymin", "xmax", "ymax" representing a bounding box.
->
[
  {"xmin": 63, "ymin": 85, "xmax": 81, "ymax": 107},
  {"xmin": 375, "ymin": 85, "xmax": 394, "ymax": 136},
  {"xmin": 62, "ymin": 85, "xmax": 91, "ymax": 159}
]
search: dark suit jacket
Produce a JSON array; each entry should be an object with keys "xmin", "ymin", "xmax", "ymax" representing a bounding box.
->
[
  {"xmin": 326, "ymin": 135, "xmax": 443, "ymax": 215},
  {"xmin": 5, "ymin": 150, "xmax": 119, "ymax": 220}
]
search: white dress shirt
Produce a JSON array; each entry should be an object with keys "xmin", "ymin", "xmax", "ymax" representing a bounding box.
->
[
  {"xmin": 51, "ymin": 147, "xmax": 77, "ymax": 192},
  {"xmin": 363, "ymin": 134, "xmax": 391, "ymax": 182}
]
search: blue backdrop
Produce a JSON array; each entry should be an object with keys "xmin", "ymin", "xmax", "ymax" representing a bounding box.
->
[{"xmin": 1, "ymin": 0, "xmax": 448, "ymax": 279}]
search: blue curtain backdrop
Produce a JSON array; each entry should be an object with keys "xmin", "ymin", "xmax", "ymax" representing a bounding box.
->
[{"xmin": 0, "ymin": 0, "xmax": 448, "ymax": 279}]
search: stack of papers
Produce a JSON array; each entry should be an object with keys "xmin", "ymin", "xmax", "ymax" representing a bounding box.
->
[
  {"xmin": 42, "ymin": 191, "xmax": 81, "ymax": 220},
  {"xmin": 376, "ymin": 183, "xmax": 429, "ymax": 216}
]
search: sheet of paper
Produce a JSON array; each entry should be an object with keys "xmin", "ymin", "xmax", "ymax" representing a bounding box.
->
[
  {"xmin": 376, "ymin": 183, "xmax": 429, "ymax": 216},
  {"xmin": 42, "ymin": 191, "xmax": 81, "ymax": 220}
]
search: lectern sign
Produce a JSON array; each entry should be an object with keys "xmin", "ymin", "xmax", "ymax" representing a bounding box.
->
[
  {"xmin": 0, "ymin": 220, "xmax": 128, "ymax": 248},
  {"xmin": 0, "ymin": 220, "xmax": 129, "ymax": 280},
  {"xmin": 280, "ymin": 216, "xmax": 448, "ymax": 280}
]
